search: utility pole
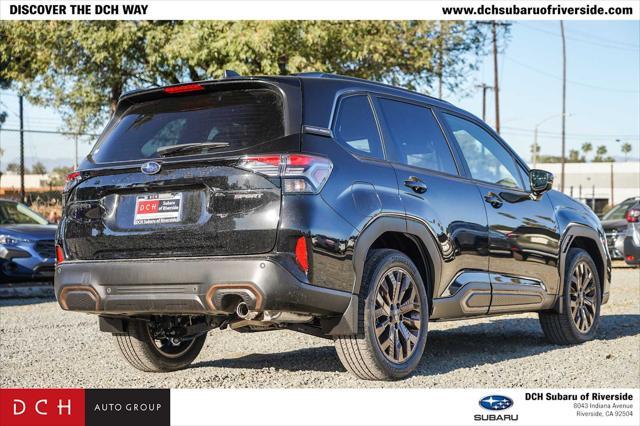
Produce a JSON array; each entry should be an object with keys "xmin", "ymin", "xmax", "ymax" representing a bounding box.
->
[
  {"xmin": 610, "ymin": 162, "xmax": 614, "ymax": 207},
  {"xmin": 74, "ymin": 134, "xmax": 79, "ymax": 170},
  {"xmin": 475, "ymin": 83, "xmax": 493, "ymax": 121},
  {"xmin": 492, "ymin": 21, "xmax": 501, "ymax": 134},
  {"xmin": 19, "ymin": 95, "xmax": 25, "ymax": 203},
  {"xmin": 533, "ymin": 113, "xmax": 571, "ymax": 168},
  {"xmin": 560, "ymin": 20, "xmax": 567, "ymax": 193},
  {"xmin": 478, "ymin": 21, "xmax": 509, "ymax": 132}
]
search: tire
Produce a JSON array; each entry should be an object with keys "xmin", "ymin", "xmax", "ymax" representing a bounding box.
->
[
  {"xmin": 539, "ymin": 248, "xmax": 601, "ymax": 345},
  {"xmin": 335, "ymin": 249, "xmax": 429, "ymax": 380},
  {"xmin": 114, "ymin": 319, "xmax": 207, "ymax": 372}
]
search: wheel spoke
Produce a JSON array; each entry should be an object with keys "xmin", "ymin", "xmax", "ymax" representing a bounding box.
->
[
  {"xmin": 376, "ymin": 319, "xmax": 390, "ymax": 337},
  {"xmin": 375, "ymin": 306, "xmax": 390, "ymax": 318},
  {"xmin": 399, "ymin": 301, "xmax": 419, "ymax": 315}
]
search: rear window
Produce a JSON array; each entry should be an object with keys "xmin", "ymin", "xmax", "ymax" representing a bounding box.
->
[{"xmin": 91, "ymin": 88, "xmax": 285, "ymax": 162}]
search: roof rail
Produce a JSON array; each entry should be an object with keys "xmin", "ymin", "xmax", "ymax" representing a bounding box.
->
[{"xmin": 293, "ymin": 72, "xmax": 448, "ymax": 103}]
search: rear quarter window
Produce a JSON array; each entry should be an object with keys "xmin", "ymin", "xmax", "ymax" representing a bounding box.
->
[
  {"xmin": 91, "ymin": 88, "xmax": 285, "ymax": 163},
  {"xmin": 332, "ymin": 95, "xmax": 385, "ymax": 160}
]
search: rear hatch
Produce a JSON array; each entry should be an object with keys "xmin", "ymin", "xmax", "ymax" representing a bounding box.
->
[{"xmin": 62, "ymin": 79, "xmax": 302, "ymax": 260}]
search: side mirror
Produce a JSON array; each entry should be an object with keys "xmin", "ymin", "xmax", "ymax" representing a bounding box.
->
[{"xmin": 529, "ymin": 169, "xmax": 554, "ymax": 195}]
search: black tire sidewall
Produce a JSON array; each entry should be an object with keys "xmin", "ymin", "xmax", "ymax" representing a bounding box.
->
[
  {"xmin": 364, "ymin": 252, "xmax": 429, "ymax": 379},
  {"xmin": 563, "ymin": 249, "xmax": 602, "ymax": 342}
]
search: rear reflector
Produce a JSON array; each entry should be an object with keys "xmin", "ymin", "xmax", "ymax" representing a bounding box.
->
[
  {"xmin": 55, "ymin": 245, "xmax": 65, "ymax": 264},
  {"xmin": 627, "ymin": 255, "xmax": 635, "ymax": 261},
  {"xmin": 163, "ymin": 83, "xmax": 205, "ymax": 94},
  {"xmin": 295, "ymin": 236, "xmax": 309, "ymax": 274}
]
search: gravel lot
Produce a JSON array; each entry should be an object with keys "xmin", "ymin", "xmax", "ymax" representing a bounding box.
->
[{"xmin": 1, "ymin": 267, "xmax": 638, "ymax": 388}]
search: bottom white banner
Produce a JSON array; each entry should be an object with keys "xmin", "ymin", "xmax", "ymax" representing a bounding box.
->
[{"xmin": 172, "ymin": 388, "xmax": 639, "ymax": 426}]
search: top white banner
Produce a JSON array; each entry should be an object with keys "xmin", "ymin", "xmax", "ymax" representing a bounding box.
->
[{"xmin": 0, "ymin": 0, "xmax": 639, "ymax": 20}]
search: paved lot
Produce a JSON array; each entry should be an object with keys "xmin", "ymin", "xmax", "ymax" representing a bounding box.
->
[{"xmin": 1, "ymin": 267, "xmax": 638, "ymax": 388}]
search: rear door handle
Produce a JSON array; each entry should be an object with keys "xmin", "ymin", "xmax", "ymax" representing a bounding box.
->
[
  {"xmin": 484, "ymin": 192, "xmax": 503, "ymax": 208},
  {"xmin": 404, "ymin": 176, "xmax": 428, "ymax": 194}
]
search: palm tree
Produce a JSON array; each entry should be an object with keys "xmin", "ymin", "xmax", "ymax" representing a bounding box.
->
[
  {"xmin": 581, "ymin": 142, "xmax": 592, "ymax": 161},
  {"xmin": 621, "ymin": 142, "xmax": 632, "ymax": 161},
  {"xmin": 593, "ymin": 145, "xmax": 608, "ymax": 162}
]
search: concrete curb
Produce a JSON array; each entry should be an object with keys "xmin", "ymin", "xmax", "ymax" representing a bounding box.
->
[{"xmin": 0, "ymin": 282, "xmax": 54, "ymax": 299}]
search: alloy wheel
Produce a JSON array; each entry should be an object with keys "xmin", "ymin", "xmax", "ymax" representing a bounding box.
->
[
  {"xmin": 569, "ymin": 261, "xmax": 597, "ymax": 333},
  {"xmin": 373, "ymin": 267, "xmax": 422, "ymax": 363}
]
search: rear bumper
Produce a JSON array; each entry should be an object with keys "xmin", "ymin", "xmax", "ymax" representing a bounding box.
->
[{"xmin": 54, "ymin": 256, "xmax": 351, "ymax": 316}]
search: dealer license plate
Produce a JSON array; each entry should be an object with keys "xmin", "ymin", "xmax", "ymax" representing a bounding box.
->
[{"xmin": 133, "ymin": 193, "xmax": 182, "ymax": 225}]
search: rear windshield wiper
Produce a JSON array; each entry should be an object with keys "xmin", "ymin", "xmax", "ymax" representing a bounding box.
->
[{"xmin": 156, "ymin": 142, "xmax": 230, "ymax": 157}]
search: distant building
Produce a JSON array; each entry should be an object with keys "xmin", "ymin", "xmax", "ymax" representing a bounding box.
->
[
  {"xmin": 0, "ymin": 173, "xmax": 54, "ymax": 196},
  {"xmin": 533, "ymin": 161, "xmax": 640, "ymax": 213}
]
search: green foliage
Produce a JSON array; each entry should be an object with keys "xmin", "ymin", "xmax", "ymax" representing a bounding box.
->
[
  {"xmin": 620, "ymin": 142, "xmax": 632, "ymax": 161},
  {"xmin": 592, "ymin": 145, "xmax": 614, "ymax": 162},
  {"xmin": 568, "ymin": 149, "xmax": 585, "ymax": 163},
  {"xmin": 5, "ymin": 162, "xmax": 20, "ymax": 173},
  {"xmin": 1, "ymin": 21, "xmax": 490, "ymax": 133},
  {"xmin": 31, "ymin": 161, "xmax": 47, "ymax": 174},
  {"xmin": 537, "ymin": 155, "xmax": 563, "ymax": 163},
  {"xmin": 48, "ymin": 166, "xmax": 74, "ymax": 186},
  {"xmin": 581, "ymin": 142, "xmax": 592, "ymax": 159}
]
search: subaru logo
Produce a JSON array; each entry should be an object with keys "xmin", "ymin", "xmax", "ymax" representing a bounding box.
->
[
  {"xmin": 141, "ymin": 161, "xmax": 161, "ymax": 175},
  {"xmin": 479, "ymin": 395, "xmax": 513, "ymax": 411}
]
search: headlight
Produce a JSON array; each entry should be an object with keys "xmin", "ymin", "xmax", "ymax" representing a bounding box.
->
[{"xmin": 0, "ymin": 235, "xmax": 33, "ymax": 245}]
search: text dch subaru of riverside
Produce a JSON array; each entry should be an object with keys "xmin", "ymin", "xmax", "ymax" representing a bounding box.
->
[{"xmin": 55, "ymin": 74, "xmax": 611, "ymax": 380}]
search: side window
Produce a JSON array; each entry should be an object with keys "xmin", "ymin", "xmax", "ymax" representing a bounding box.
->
[
  {"xmin": 443, "ymin": 114, "xmax": 523, "ymax": 189},
  {"xmin": 376, "ymin": 98, "xmax": 458, "ymax": 175},
  {"xmin": 333, "ymin": 95, "xmax": 384, "ymax": 159}
]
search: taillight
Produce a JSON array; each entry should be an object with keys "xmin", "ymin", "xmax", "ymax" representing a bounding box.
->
[
  {"xmin": 238, "ymin": 154, "xmax": 333, "ymax": 193},
  {"xmin": 163, "ymin": 83, "xmax": 205, "ymax": 94},
  {"xmin": 627, "ymin": 255, "xmax": 635, "ymax": 261},
  {"xmin": 63, "ymin": 171, "xmax": 82, "ymax": 193},
  {"xmin": 55, "ymin": 245, "xmax": 65, "ymax": 264},
  {"xmin": 626, "ymin": 208, "xmax": 640, "ymax": 223},
  {"xmin": 295, "ymin": 236, "xmax": 309, "ymax": 274}
]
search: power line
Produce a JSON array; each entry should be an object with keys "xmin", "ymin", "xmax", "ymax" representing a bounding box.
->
[
  {"xmin": 567, "ymin": 25, "xmax": 640, "ymax": 49},
  {"xmin": 504, "ymin": 56, "xmax": 640, "ymax": 94},
  {"xmin": 0, "ymin": 128, "xmax": 99, "ymax": 137},
  {"xmin": 502, "ymin": 126, "xmax": 639, "ymax": 139},
  {"xmin": 518, "ymin": 22, "xmax": 640, "ymax": 52}
]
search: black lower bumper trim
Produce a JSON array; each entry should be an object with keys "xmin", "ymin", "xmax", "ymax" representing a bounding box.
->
[{"xmin": 54, "ymin": 257, "xmax": 351, "ymax": 316}]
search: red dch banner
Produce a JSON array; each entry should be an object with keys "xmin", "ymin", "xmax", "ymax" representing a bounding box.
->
[{"xmin": 0, "ymin": 388, "xmax": 85, "ymax": 426}]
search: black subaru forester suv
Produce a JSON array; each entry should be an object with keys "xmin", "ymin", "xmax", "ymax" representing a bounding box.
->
[{"xmin": 55, "ymin": 73, "xmax": 610, "ymax": 380}]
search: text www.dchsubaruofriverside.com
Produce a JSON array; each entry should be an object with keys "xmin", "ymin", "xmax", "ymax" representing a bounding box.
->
[{"xmin": 442, "ymin": 3, "xmax": 634, "ymax": 16}]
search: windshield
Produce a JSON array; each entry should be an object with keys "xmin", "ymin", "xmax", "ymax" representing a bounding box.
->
[
  {"xmin": 91, "ymin": 88, "xmax": 285, "ymax": 163},
  {"xmin": 0, "ymin": 201, "xmax": 49, "ymax": 225},
  {"xmin": 602, "ymin": 198, "xmax": 639, "ymax": 221}
]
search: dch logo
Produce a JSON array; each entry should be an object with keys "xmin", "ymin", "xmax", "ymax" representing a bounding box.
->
[
  {"xmin": 0, "ymin": 389, "xmax": 84, "ymax": 426},
  {"xmin": 13, "ymin": 397, "xmax": 72, "ymax": 416}
]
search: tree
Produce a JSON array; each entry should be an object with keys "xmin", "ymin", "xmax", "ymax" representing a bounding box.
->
[
  {"xmin": 1, "ymin": 21, "xmax": 491, "ymax": 134},
  {"xmin": 48, "ymin": 166, "xmax": 74, "ymax": 186},
  {"xmin": 5, "ymin": 162, "xmax": 21, "ymax": 173},
  {"xmin": 593, "ymin": 145, "xmax": 611, "ymax": 162},
  {"xmin": 581, "ymin": 142, "xmax": 592, "ymax": 160},
  {"xmin": 537, "ymin": 155, "xmax": 563, "ymax": 163},
  {"xmin": 621, "ymin": 142, "xmax": 632, "ymax": 162},
  {"xmin": 567, "ymin": 149, "xmax": 584, "ymax": 163},
  {"xmin": 31, "ymin": 162, "xmax": 47, "ymax": 174}
]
